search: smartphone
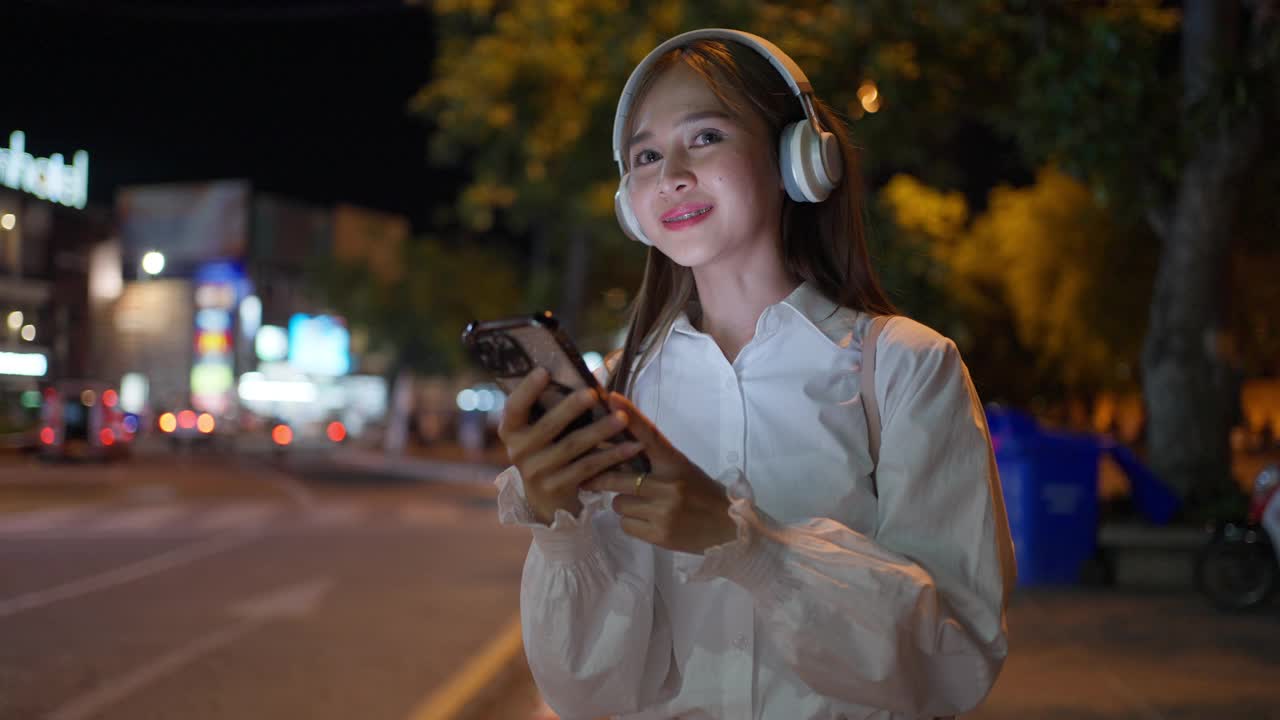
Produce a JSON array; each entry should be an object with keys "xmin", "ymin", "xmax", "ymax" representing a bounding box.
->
[{"xmin": 461, "ymin": 311, "xmax": 650, "ymax": 473}]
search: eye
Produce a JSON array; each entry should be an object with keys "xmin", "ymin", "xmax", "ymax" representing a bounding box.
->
[
  {"xmin": 633, "ymin": 148, "xmax": 661, "ymax": 167},
  {"xmin": 693, "ymin": 129, "xmax": 725, "ymax": 146}
]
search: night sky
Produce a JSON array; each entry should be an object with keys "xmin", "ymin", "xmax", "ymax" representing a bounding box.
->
[{"xmin": 1, "ymin": 1, "xmax": 443, "ymax": 231}]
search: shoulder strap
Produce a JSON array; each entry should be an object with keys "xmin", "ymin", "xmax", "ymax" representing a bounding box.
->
[{"xmin": 861, "ymin": 315, "xmax": 892, "ymax": 470}]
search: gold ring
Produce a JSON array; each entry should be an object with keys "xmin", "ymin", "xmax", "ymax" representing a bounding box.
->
[{"xmin": 634, "ymin": 472, "xmax": 648, "ymax": 492}]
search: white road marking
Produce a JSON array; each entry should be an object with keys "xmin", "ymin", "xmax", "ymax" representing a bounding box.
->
[
  {"xmin": 195, "ymin": 502, "xmax": 280, "ymax": 531},
  {"xmin": 0, "ymin": 505, "xmax": 98, "ymax": 534},
  {"xmin": 45, "ymin": 578, "xmax": 334, "ymax": 720},
  {"xmin": 87, "ymin": 504, "xmax": 188, "ymax": 533},
  {"xmin": 0, "ymin": 531, "xmax": 263, "ymax": 619}
]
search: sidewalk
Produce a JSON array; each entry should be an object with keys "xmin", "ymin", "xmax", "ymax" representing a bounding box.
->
[{"xmin": 492, "ymin": 587, "xmax": 1280, "ymax": 720}]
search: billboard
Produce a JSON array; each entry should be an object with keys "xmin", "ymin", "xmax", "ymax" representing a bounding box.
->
[
  {"xmin": 287, "ymin": 314, "xmax": 350, "ymax": 377},
  {"xmin": 117, "ymin": 181, "xmax": 249, "ymax": 273}
]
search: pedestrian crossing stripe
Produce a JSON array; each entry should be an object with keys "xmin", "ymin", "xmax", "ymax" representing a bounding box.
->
[
  {"xmin": 195, "ymin": 503, "xmax": 282, "ymax": 530},
  {"xmin": 0, "ymin": 505, "xmax": 96, "ymax": 533},
  {"xmin": 88, "ymin": 504, "xmax": 189, "ymax": 532},
  {"xmin": 0, "ymin": 500, "xmax": 491, "ymax": 537}
]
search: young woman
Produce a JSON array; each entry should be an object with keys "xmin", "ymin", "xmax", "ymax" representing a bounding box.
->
[{"xmin": 495, "ymin": 29, "xmax": 1016, "ymax": 720}]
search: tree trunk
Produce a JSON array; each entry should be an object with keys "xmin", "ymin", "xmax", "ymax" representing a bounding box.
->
[
  {"xmin": 382, "ymin": 365, "xmax": 414, "ymax": 456},
  {"xmin": 557, "ymin": 226, "xmax": 591, "ymax": 338},
  {"xmin": 1141, "ymin": 0, "xmax": 1261, "ymax": 509}
]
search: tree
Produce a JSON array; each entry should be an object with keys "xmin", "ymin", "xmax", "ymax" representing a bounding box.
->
[
  {"xmin": 412, "ymin": 0, "xmax": 1280, "ymax": 509},
  {"xmin": 307, "ymin": 235, "xmax": 523, "ymax": 376},
  {"xmin": 880, "ymin": 167, "xmax": 1156, "ymax": 408},
  {"xmin": 1002, "ymin": 1, "xmax": 1279, "ymax": 509}
]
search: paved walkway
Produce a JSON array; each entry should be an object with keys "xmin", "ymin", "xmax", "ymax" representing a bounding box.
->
[{"xmin": 507, "ymin": 587, "xmax": 1280, "ymax": 719}]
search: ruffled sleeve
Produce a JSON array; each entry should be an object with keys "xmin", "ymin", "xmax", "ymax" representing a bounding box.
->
[{"xmin": 494, "ymin": 465, "xmax": 679, "ymax": 717}]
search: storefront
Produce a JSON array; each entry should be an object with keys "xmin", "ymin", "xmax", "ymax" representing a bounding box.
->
[{"xmin": 0, "ymin": 129, "xmax": 107, "ymax": 442}]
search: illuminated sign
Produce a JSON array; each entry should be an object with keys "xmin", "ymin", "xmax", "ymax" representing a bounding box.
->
[
  {"xmin": 255, "ymin": 325, "xmax": 288, "ymax": 362},
  {"xmin": 0, "ymin": 130, "xmax": 89, "ymax": 209},
  {"xmin": 120, "ymin": 373, "xmax": 149, "ymax": 414},
  {"xmin": 238, "ymin": 374, "xmax": 317, "ymax": 403},
  {"xmin": 0, "ymin": 351, "xmax": 47, "ymax": 376},
  {"xmin": 190, "ymin": 261, "xmax": 243, "ymax": 414},
  {"xmin": 288, "ymin": 314, "xmax": 350, "ymax": 376},
  {"xmin": 196, "ymin": 331, "xmax": 230, "ymax": 355},
  {"xmin": 195, "ymin": 308, "xmax": 231, "ymax": 332}
]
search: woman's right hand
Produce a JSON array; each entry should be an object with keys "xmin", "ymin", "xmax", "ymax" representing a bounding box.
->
[{"xmin": 498, "ymin": 367, "xmax": 646, "ymax": 526}]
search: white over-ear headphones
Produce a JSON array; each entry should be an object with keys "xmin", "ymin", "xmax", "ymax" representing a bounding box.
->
[{"xmin": 612, "ymin": 28, "xmax": 844, "ymax": 246}]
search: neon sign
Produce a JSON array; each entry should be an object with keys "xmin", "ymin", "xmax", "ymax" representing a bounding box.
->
[{"xmin": 0, "ymin": 131, "xmax": 89, "ymax": 209}]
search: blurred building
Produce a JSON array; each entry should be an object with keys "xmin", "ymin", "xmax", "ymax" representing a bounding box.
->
[
  {"xmin": 1, "ymin": 129, "xmax": 111, "ymax": 437},
  {"xmin": 86, "ymin": 180, "xmax": 400, "ymax": 439}
]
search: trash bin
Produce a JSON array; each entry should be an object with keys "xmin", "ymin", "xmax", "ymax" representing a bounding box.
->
[{"xmin": 987, "ymin": 406, "xmax": 1101, "ymax": 585}]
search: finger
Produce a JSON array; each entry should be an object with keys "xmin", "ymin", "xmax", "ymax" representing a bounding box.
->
[
  {"xmin": 604, "ymin": 392, "xmax": 670, "ymax": 449},
  {"xmin": 618, "ymin": 515, "xmax": 656, "ymax": 542},
  {"xmin": 612, "ymin": 493, "xmax": 660, "ymax": 521},
  {"xmin": 542, "ymin": 442, "xmax": 645, "ymax": 496},
  {"xmin": 499, "ymin": 367, "xmax": 550, "ymax": 437},
  {"xmin": 531, "ymin": 407, "xmax": 626, "ymax": 475},
  {"xmin": 582, "ymin": 469, "xmax": 659, "ymax": 496},
  {"xmin": 524, "ymin": 385, "xmax": 606, "ymax": 450}
]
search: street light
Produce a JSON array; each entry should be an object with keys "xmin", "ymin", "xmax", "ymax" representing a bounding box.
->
[
  {"xmin": 141, "ymin": 250, "xmax": 165, "ymax": 276},
  {"xmin": 5, "ymin": 311, "xmax": 21, "ymax": 331},
  {"xmin": 0, "ymin": 213, "xmax": 15, "ymax": 231},
  {"xmin": 20, "ymin": 324, "xmax": 35, "ymax": 342}
]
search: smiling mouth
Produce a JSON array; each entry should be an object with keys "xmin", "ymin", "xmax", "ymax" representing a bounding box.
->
[{"xmin": 662, "ymin": 207, "xmax": 712, "ymax": 223}]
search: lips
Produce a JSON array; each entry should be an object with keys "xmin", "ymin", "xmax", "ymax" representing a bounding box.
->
[{"xmin": 661, "ymin": 204, "xmax": 714, "ymax": 224}]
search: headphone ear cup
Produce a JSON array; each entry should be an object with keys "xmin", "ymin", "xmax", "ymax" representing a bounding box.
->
[
  {"xmin": 615, "ymin": 174, "xmax": 653, "ymax": 246},
  {"xmin": 778, "ymin": 121, "xmax": 811, "ymax": 202},
  {"xmin": 778, "ymin": 120, "xmax": 841, "ymax": 203}
]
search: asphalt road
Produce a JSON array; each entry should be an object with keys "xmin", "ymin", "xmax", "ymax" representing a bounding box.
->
[{"xmin": 0, "ymin": 452, "xmax": 530, "ymax": 720}]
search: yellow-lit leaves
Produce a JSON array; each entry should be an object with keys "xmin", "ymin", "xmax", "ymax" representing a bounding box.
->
[
  {"xmin": 416, "ymin": 0, "xmax": 655, "ymax": 229},
  {"xmin": 881, "ymin": 174, "xmax": 967, "ymax": 240},
  {"xmin": 876, "ymin": 42, "xmax": 919, "ymax": 81},
  {"xmin": 882, "ymin": 167, "xmax": 1130, "ymax": 389}
]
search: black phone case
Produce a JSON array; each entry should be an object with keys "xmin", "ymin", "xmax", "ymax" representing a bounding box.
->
[{"xmin": 461, "ymin": 312, "xmax": 650, "ymax": 474}]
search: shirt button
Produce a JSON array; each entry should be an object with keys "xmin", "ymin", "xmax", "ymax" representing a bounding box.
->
[{"xmin": 726, "ymin": 451, "xmax": 740, "ymax": 463}]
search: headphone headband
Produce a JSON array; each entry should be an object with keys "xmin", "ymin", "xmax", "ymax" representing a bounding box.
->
[{"xmin": 612, "ymin": 28, "xmax": 817, "ymax": 175}]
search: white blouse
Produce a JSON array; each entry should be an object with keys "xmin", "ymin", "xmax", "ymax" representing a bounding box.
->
[{"xmin": 495, "ymin": 281, "xmax": 1017, "ymax": 720}]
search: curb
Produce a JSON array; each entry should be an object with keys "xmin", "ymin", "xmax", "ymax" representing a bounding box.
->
[
  {"xmin": 406, "ymin": 614, "xmax": 528, "ymax": 720},
  {"xmin": 293, "ymin": 449, "xmax": 505, "ymax": 486}
]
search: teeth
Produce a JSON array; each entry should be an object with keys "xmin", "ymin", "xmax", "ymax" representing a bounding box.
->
[{"xmin": 664, "ymin": 207, "xmax": 711, "ymax": 223}]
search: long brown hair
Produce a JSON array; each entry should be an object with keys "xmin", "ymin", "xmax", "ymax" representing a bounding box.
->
[{"xmin": 607, "ymin": 38, "xmax": 896, "ymax": 396}]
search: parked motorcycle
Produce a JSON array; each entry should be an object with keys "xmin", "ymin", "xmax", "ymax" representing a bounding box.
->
[{"xmin": 1195, "ymin": 464, "xmax": 1280, "ymax": 612}]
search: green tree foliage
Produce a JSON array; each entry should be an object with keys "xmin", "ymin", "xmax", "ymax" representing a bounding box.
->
[
  {"xmin": 413, "ymin": 0, "xmax": 1280, "ymax": 503},
  {"xmin": 306, "ymin": 236, "xmax": 523, "ymax": 375}
]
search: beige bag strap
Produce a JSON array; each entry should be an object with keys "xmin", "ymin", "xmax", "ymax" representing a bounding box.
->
[{"xmin": 861, "ymin": 315, "xmax": 892, "ymax": 471}]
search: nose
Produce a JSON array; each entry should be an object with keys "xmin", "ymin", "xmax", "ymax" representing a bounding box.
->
[{"xmin": 659, "ymin": 152, "xmax": 696, "ymax": 196}]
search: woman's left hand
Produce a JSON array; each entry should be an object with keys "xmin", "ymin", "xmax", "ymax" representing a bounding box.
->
[{"xmin": 582, "ymin": 392, "xmax": 739, "ymax": 555}]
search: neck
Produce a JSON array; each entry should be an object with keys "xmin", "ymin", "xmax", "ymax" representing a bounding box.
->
[{"xmin": 691, "ymin": 244, "xmax": 798, "ymax": 364}]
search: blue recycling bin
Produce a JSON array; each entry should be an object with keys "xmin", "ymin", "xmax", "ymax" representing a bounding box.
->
[{"xmin": 986, "ymin": 406, "xmax": 1101, "ymax": 586}]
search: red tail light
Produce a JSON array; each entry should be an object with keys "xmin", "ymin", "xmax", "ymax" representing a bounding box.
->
[
  {"xmin": 326, "ymin": 421, "xmax": 346, "ymax": 443},
  {"xmin": 272, "ymin": 425, "xmax": 293, "ymax": 446}
]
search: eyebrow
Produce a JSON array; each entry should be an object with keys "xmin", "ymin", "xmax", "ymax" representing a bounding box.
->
[{"xmin": 629, "ymin": 110, "xmax": 733, "ymax": 148}]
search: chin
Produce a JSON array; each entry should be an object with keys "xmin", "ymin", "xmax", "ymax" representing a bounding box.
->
[
  {"xmin": 654, "ymin": 240, "xmax": 719, "ymax": 269},
  {"xmin": 652, "ymin": 228, "xmax": 727, "ymax": 269}
]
